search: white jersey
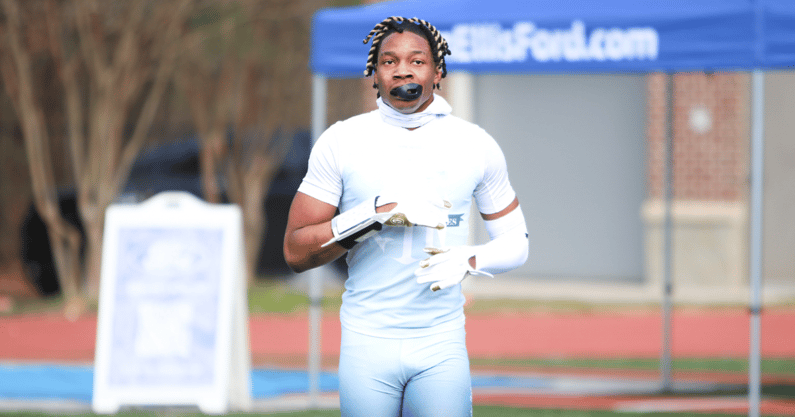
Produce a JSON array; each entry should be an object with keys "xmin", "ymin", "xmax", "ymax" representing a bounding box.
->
[{"xmin": 298, "ymin": 109, "xmax": 516, "ymax": 338}]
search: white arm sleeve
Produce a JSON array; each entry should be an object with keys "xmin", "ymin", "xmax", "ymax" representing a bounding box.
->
[{"xmin": 475, "ymin": 207, "xmax": 529, "ymax": 275}]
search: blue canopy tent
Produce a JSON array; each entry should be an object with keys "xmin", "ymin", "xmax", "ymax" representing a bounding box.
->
[{"xmin": 307, "ymin": 1, "xmax": 795, "ymax": 414}]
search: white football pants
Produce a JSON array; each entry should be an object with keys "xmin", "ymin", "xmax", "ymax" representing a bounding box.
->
[{"xmin": 338, "ymin": 326, "xmax": 472, "ymax": 417}]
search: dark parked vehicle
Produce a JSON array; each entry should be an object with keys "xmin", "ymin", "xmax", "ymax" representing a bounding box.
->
[{"xmin": 20, "ymin": 132, "xmax": 312, "ymax": 296}]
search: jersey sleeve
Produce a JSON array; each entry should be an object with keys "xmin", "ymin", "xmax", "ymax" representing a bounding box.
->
[
  {"xmin": 296, "ymin": 124, "xmax": 343, "ymax": 207},
  {"xmin": 473, "ymin": 133, "xmax": 517, "ymax": 215}
]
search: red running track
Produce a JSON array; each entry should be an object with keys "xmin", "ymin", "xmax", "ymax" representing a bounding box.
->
[{"xmin": 1, "ymin": 308, "xmax": 794, "ymax": 362}]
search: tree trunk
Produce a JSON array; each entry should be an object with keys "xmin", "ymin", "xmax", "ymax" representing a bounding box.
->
[
  {"xmin": 81, "ymin": 208, "xmax": 105, "ymax": 300},
  {"xmin": 1, "ymin": 0, "xmax": 84, "ymax": 313},
  {"xmin": 200, "ymin": 138, "xmax": 223, "ymax": 204},
  {"xmin": 241, "ymin": 179, "xmax": 270, "ymax": 285},
  {"xmin": 45, "ymin": 217, "xmax": 85, "ymax": 318},
  {"xmin": 40, "ymin": 205, "xmax": 83, "ymax": 300}
]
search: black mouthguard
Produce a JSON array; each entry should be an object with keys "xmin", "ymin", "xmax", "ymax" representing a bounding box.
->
[{"xmin": 390, "ymin": 83, "xmax": 423, "ymax": 101}]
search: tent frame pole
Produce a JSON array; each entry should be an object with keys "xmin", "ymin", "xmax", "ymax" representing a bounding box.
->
[
  {"xmin": 308, "ymin": 74, "xmax": 328, "ymax": 409},
  {"xmin": 660, "ymin": 71, "xmax": 675, "ymax": 393},
  {"xmin": 748, "ymin": 69, "xmax": 765, "ymax": 417}
]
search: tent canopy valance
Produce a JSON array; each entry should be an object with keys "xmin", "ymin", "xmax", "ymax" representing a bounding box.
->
[{"xmin": 310, "ymin": 0, "xmax": 795, "ymax": 77}]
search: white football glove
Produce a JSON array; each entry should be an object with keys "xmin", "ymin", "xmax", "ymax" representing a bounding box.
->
[
  {"xmin": 414, "ymin": 246, "xmax": 494, "ymax": 292},
  {"xmin": 375, "ymin": 190, "xmax": 451, "ymax": 229},
  {"xmin": 322, "ymin": 193, "xmax": 451, "ymax": 249}
]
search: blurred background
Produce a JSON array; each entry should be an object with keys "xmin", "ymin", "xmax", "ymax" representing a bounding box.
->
[
  {"xmin": 1, "ymin": 0, "xmax": 794, "ymax": 415},
  {"xmin": 0, "ymin": 0, "xmax": 364, "ymax": 308}
]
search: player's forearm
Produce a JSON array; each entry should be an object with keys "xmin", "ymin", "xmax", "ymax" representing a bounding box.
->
[
  {"xmin": 283, "ymin": 203, "xmax": 392, "ymax": 272},
  {"xmin": 284, "ymin": 222, "xmax": 347, "ymax": 273},
  {"xmin": 473, "ymin": 205, "xmax": 529, "ymax": 274},
  {"xmin": 472, "ymin": 228, "xmax": 528, "ymax": 274}
]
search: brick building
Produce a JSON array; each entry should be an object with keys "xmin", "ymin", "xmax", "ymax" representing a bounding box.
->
[
  {"xmin": 643, "ymin": 72, "xmax": 751, "ymax": 300},
  {"xmin": 644, "ymin": 72, "xmax": 794, "ymax": 302}
]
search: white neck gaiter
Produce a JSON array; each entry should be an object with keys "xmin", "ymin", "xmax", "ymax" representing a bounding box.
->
[{"xmin": 377, "ymin": 94, "xmax": 452, "ymax": 129}]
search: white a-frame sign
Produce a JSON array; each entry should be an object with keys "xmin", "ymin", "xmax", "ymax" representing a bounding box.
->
[{"xmin": 93, "ymin": 192, "xmax": 252, "ymax": 414}]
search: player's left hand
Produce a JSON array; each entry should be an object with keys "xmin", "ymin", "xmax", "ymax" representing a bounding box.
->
[
  {"xmin": 414, "ymin": 246, "xmax": 494, "ymax": 292},
  {"xmin": 375, "ymin": 190, "xmax": 451, "ymax": 230}
]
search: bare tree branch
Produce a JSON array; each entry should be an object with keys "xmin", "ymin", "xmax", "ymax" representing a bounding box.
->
[
  {"xmin": 111, "ymin": 0, "xmax": 193, "ymax": 199},
  {"xmin": 136, "ymin": 0, "xmax": 318, "ymax": 283},
  {"xmin": 45, "ymin": 0, "xmax": 85, "ymax": 188},
  {"xmin": 73, "ymin": 1, "xmax": 105, "ymax": 87}
]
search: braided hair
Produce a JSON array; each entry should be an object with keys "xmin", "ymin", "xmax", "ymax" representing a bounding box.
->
[{"xmin": 362, "ymin": 16, "xmax": 451, "ymax": 90}]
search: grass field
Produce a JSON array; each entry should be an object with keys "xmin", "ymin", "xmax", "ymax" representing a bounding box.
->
[
  {"xmin": 470, "ymin": 357, "xmax": 795, "ymax": 375},
  {"xmin": 5, "ymin": 278, "xmax": 793, "ymax": 317}
]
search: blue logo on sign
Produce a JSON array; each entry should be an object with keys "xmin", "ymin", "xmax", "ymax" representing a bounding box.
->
[{"xmin": 447, "ymin": 214, "xmax": 464, "ymax": 227}]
